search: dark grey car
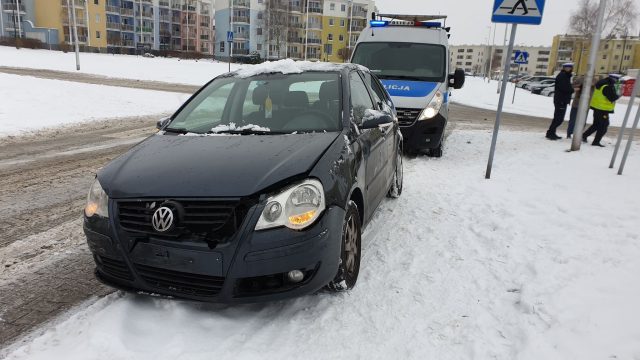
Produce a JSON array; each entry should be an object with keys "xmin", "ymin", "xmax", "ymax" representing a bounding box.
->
[{"xmin": 83, "ymin": 62, "xmax": 403, "ymax": 303}]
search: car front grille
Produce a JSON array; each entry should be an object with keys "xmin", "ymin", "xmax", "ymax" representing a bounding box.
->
[
  {"xmin": 396, "ymin": 108, "xmax": 422, "ymax": 126},
  {"xmin": 95, "ymin": 255, "xmax": 133, "ymax": 281},
  {"xmin": 117, "ymin": 198, "xmax": 253, "ymax": 243},
  {"xmin": 134, "ymin": 263, "xmax": 225, "ymax": 297}
]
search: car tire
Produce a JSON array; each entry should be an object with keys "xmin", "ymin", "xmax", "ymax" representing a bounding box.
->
[
  {"xmin": 387, "ymin": 148, "xmax": 403, "ymax": 198},
  {"xmin": 427, "ymin": 143, "xmax": 443, "ymax": 158},
  {"xmin": 327, "ymin": 200, "xmax": 361, "ymax": 292}
]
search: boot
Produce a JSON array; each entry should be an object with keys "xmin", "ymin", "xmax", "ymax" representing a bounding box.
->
[{"xmin": 592, "ymin": 143, "xmax": 605, "ymax": 148}]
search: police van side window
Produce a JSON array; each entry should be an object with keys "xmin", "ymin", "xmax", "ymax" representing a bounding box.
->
[{"xmin": 349, "ymin": 71, "xmax": 375, "ymax": 125}]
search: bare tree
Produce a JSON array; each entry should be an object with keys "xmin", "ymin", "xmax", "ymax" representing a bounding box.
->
[
  {"xmin": 569, "ymin": 0, "xmax": 639, "ymax": 38},
  {"xmin": 264, "ymin": 0, "xmax": 290, "ymax": 59}
]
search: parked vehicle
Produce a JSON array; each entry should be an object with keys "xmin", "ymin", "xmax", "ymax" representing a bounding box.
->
[
  {"xmin": 83, "ymin": 62, "xmax": 404, "ymax": 303},
  {"xmin": 233, "ymin": 51, "xmax": 262, "ymax": 64},
  {"xmin": 519, "ymin": 76, "xmax": 554, "ymax": 90},
  {"xmin": 541, "ymin": 86, "xmax": 555, "ymax": 97},
  {"xmin": 350, "ymin": 13, "xmax": 465, "ymax": 158},
  {"xmin": 529, "ymin": 79, "xmax": 556, "ymax": 94},
  {"xmin": 510, "ymin": 73, "xmax": 530, "ymax": 83}
]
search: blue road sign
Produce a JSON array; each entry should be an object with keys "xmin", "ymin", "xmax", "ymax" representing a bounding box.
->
[
  {"xmin": 513, "ymin": 50, "xmax": 529, "ymax": 64},
  {"xmin": 492, "ymin": 0, "xmax": 545, "ymax": 25},
  {"xmin": 226, "ymin": 31, "xmax": 234, "ymax": 43}
]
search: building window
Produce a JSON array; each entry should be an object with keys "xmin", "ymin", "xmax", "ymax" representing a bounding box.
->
[
  {"xmin": 94, "ymin": 0, "xmax": 99, "ymax": 4},
  {"xmin": 466, "ymin": 55, "xmax": 472, "ymax": 59},
  {"xmin": 257, "ymin": 44, "xmax": 262, "ymax": 50},
  {"xmin": 465, "ymin": 62, "xmax": 472, "ymax": 65},
  {"xmin": 604, "ymin": 44, "xmax": 609, "ymax": 49},
  {"xmin": 96, "ymin": 31, "xmax": 101, "ymax": 38},
  {"xmin": 329, "ymin": 18, "xmax": 334, "ymax": 26},
  {"xmin": 467, "ymin": 49, "xmax": 473, "ymax": 52},
  {"xmin": 96, "ymin": 14, "xmax": 100, "ymax": 23},
  {"xmin": 616, "ymin": 44, "xmax": 621, "ymax": 49},
  {"xmin": 602, "ymin": 54, "xmax": 607, "ymax": 59},
  {"xmin": 220, "ymin": 41, "xmax": 225, "ymax": 52},
  {"xmin": 457, "ymin": 48, "xmax": 464, "ymax": 53},
  {"xmin": 614, "ymin": 55, "xmax": 619, "ymax": 60},
  {"xmin": 539, "ymin": 50, "xmax": 550, "ymax": 55},
  {"xmin": 457, "ymin": 55, "xmax": 463, "ymax": 59},
  {"xmin": 330, "ymin": 3, "xmax": 335, "ymax": 10},
  {"xmin": 257, "ymin": 12, "xmax": 263, "ymax": 19},
  {"xmin": 341, "ymin": 4, "xmax": 346, "ymax": 11},
  {"xmin": 340, "ymin": 19, "xmax": 345, "ymax": 27},
  {"xmin": 339, "ymin": 34, "xmax": 344, "ymax": 41},
  {"xmin": 327, "ymin": 33, "xmax": 333, "ymax": 41},
  {"xmin": 257, "ymin": 27, "xmax": 262, "ymax": 35}
]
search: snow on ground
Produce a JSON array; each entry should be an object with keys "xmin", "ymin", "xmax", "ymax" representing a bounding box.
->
[
  {"xmin": 0, "ymin": 46, "xmax": 241, "ymax": 86},
  {"xmin": 4, "ymin": 129, "xmax": 640, "ymax": 360},
  {"xmin": 0, "ymin": 73, "xmax": 189, "ymax": 137},
  {"xmin": 454, "ymin": 77, "xmax": 639, "ymax": 128}
]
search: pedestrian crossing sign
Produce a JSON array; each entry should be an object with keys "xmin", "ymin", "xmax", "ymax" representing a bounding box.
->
[
  {"xmin": 492, "ymin": 0, "xmax": 545, "ymax": 25},
  {"xmin": 513, "ymin": 50, "xmax": 529, "ymax": 64}
]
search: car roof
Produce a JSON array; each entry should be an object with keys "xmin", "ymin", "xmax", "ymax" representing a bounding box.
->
[{"xmin": 229, "ymin": 59, "xmax": 367, "ymax": 78}]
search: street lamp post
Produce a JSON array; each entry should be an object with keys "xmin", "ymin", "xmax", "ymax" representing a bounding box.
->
[
  {"xmin": 304, "ymin": 0, "xmax": 309, "ymax": 60},
  {"xmin": 16, "ymin": 0, "xmax": 22, "ymax": 38},
  {"xmin": 347, "ymin": 0, "xmax": 353, "ymax": 61}
]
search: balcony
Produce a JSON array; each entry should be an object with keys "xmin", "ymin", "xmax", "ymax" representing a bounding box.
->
[
  {"xmin": 158, "ymin": 1, "xmax": 170, "ymax": 7},
  {"xmin": 106, "ymin": 22, "xmax": 121, "ymax": 30},
  {"xmin": 139, "ymin": 11, "xmax": 153, "ymax": 19},
  {"xmin": 3, "ymin": 3, "xmax": 26, "ymax": 12},
  {"xmin": 288, "ymin": 52, "xmax": 302, "ymax": 59},
  {"xmin": 160, "ymin": 15, "xmax": 171, "ymax": 22},
  {"xmin": 233, "ymin": 16, "xmax": 250, "ymax": 24},
  {"xmin": 352, "ymin": 9, "xmax": 367, "ymax": 18},
  {"xmin": 351, "ymin": 23, "xmax": 365, "ymax": 32},
  {"xmin": 172, "ymin": 31, "xmax": 181, "ymax": 37},
  {"xmin": 172, "ymin": 16, "xmax": 181, "ymax": 23},
  {"xmin": 105, "ymin": 5, "xmax": 119, "ymax": 13},
  {"xmin": 121, "ymin": 24, "xmax": 134, "ymax": 32},
  {"xmin": 136, "ymin": 26, "xmax": 153, "ymax": 33},
  {"xmin": 289, "ymin": 5, "xmax": 302, "ymax": 12},
  {"xmin": 235, "ymin": 32, "xmax": 249, "ymax": 40},
  {"xmin": 233, "ymin": 48, "xmax": 250, "ymax": 55},
  {"xmin": 64, "ymin": 35, "xmax": 88, "ymax": 43},
  {"xmin": 307, "ymin": 23, "xmax": 322, "ymax": 30},
  {"xmin": 123, "ymin": 40, "xmax": 134, "ymax": 47},
  {"xmin": 290, "ymin": 22, "xmax": 304, "ymax": 28},
  {"xmin": 61, "ymin": 0, "xmax": 85, "ymax": 8},
  {"xmin": 287, "ymin": 37, "xmax": 303, "ymax": 43},
  {"xmin": 233, "ymin": 0, "xmax": 250, "ymax": 8},
  {"xmin": 182, "ymin": 4, "xmax": 196, "ymax": 12},
  {"xmin": 120, "ymin": 8, "xmax": 134, "ymax": 16},
  {"xmin": 308, "ymin": 7, "xmax": 322, "ymax": 14},
  {"xmin": 306, "ymin": 38, "xmax": 321, "ymax": 45},
  {"xmin": 107, "ymin": 37, "xmax": 122, "ymax": 45}
]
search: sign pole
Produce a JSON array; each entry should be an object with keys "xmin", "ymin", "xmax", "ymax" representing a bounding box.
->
[
  {"xmin": 617, "ymin": 106, "xmax": 640, "ymax": 175},
  {"xmin": 486, "ymin": 23, "xmax": 517, "ymax": 179},
  {"xmin": 571, "ymin": 0, "xmax": 607, "ymax": 151},
  {"xmin": 498, "ymin": 24, "xmax": 508, "ymax": 94},
  {"xmin": 609, "ymin": 73, "xmax": 640, "ymax": 168}
]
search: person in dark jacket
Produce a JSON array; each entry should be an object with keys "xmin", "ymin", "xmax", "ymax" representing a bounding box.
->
[
  {"xmin": 546, "ymin": 63, "xmax": 574, "ymax": 140},
  {"xmin": 582, "ymin": 74, "xmax": 622, "ymax": 147}
]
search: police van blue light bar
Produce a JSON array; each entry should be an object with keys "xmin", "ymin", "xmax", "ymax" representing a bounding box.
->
[
  {"xmin": 421, "ymin": 21, "xmax": 441, "ymax": 27},
  {"xmin": 369, "ymin": 20, "xmax": 389, "ymax": 27}
]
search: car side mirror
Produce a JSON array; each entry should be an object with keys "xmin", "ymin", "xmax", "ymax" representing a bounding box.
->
[
  {"xmin": 448, "ymin": 69, "xmax": 465, "ymax": 89},
  {"xmin": 156, "ymin": 117, "xmax": 171, "ymax": 130},
  {"xmin": 360, "ymin": 110, "xmax": 393, "ymax": 129}
]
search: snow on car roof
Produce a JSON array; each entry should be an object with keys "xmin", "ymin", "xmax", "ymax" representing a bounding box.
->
[{"xmin": 233, "ymin": 59, "xmax": 367, "ymax": 78}]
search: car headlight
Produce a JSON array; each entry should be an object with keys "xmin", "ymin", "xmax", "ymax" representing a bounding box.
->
[
  {"xmin": 85, "ymin": 179, "xmax": 109, "ymax": 218},
  {"xmin": 418, "ymin": 91, "xmax": 443, "ymax": 120},
  {"xmin": 255, "ymin": 179, "xmax": 325, "ymax": 231}
]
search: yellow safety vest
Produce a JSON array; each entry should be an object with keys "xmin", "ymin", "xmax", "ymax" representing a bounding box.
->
[{"xmin": 590, "ymin": 84, "xmax": 615, "ymax": 112}]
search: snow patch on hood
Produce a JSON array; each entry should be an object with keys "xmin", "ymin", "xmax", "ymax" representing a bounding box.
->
[{"xmin": 209, "ymin": 123, "xmax": 271, "ymax": 133}]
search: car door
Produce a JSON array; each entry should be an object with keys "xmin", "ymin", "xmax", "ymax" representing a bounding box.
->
[
  {"xmin": 362, "ymin": 71, "xmax": 396, "ymax": 184},
  {"xmin": 349, "ymin": 71, "xmax": 386, "ymax": 221}
]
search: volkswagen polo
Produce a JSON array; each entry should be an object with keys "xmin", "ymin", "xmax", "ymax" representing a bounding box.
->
[{"xmin": 83, "ymin": 61, "xmax": 403, "ymax": 303}]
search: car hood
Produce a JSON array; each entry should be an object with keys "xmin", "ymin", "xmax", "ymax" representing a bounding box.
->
[{"xmin": 99, "ymin": 132, "xmax": 340, "ymax": 198}]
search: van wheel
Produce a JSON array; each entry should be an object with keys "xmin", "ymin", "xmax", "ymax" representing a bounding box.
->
[
  {"xmin": 327, "ymin": 201, "xmax": 361, "ymax": 292},
  {"xmin": 387, "ymin": 148, "xmax": 403, "ymax": 198},
  {"xmin": 427, "ymin": 143, "xmax": 443, "ymax": 158}
]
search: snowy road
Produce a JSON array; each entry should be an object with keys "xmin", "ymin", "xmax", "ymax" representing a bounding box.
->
[{"xmin": 2, "ymin": 129, "xmax": 639, "ymax": 360}]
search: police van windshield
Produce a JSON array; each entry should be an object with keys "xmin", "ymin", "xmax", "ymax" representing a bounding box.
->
[{"xmin": 351, "ymin": 42, "xmax": 446, "ymax": 82}]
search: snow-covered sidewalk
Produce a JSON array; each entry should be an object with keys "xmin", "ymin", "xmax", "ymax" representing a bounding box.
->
[
  {"xmin": 4, "ymin": 130, "xmax": 639, "ymax": 360},
  {"xmin": 0, "ymin": 73, "xmax": 189, "ymax": 137},
  {"xmin": 454, "ymin": 77, "xmax": 639, "ymax": 128},
  {"xmin": 0, "ymin": 46, "xmax": 240, "ymax": 86}
]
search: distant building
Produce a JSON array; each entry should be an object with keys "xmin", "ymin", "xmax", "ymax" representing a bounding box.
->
[
  {"xmin": 214, "ymin": 0, "xmax": 374, "ymax": 61},
  {"xmin": 18, "ymin": 0, "xmax": 215, "ymax": 55},
  {"xmin": 548, "ymin": 34, "xmax": 640, "ymax": 76},
  {"xmin": 450, "ymin": 44, "xmax": 551, "ymax": 77}
]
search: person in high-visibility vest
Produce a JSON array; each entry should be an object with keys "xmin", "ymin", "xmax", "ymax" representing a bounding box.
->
[{"xmin": 582, "ymin": 73, "xmax": 622, "ymax": 147}]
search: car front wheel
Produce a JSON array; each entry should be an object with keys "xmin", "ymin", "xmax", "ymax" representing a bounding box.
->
[{"xmin": 327, "ymin": 200, "xmax": 361, "ymax": 292}]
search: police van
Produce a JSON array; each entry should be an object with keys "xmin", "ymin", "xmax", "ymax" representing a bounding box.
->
[{"xmin": 350, "ymin": 14, "xmax": 465, "ymax": 157}]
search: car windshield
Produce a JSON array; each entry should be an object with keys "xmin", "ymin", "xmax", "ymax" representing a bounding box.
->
[
  {"xmin": 351, "ymin": 42, "xmax": 446, "ymax": 82},
  {"xmin": 166, "ymin": 72, "xmax": 342, "ymax": 134}
]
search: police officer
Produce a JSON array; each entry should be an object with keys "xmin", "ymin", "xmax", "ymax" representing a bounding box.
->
[
  {"xmin": 546, "ymin": 63, "xmax": 574, "ymax": 140},
  {"xmin": 582, "ymin": 73, "xmax": 622, "ymax": 147}
]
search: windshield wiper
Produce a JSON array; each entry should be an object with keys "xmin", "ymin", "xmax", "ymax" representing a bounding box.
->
[
  {"xmin": 207, "ymin": 129, "xmax": 288, "ymax": 135},
  {"xmin": 163, "ymin": 127, "xmax": 190, "ymax": 134}
]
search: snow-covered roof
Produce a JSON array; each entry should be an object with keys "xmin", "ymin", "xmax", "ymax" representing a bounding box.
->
[{"xmin": 233, "ymin": 59, "xmax": 367, "ymax": 78}]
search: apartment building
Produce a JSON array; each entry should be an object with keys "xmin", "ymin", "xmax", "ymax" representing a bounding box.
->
[
  {"xmin": 548, "ymin": 34, "xmax": 640, "ymax": 76},
  {"xmin": 22, "ymin": 0, "xmax": 213, "ymax": 54},
  {"xmin": 214, "ymin": 0, "xmax": 375, "ymax": 61},
  {"xmin": 450, "ymin": 44, "xmax": 552, "ymax": 76}
]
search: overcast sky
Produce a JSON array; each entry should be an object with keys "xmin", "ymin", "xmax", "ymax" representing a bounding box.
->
[{"xmin": 373, "ymin": 0, "xmax": 582, "ymax": 47}]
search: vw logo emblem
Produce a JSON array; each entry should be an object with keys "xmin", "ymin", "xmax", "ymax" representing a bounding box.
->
[{"xmin": 151, "ymin": 206, "xmax": 174, "ymax": 232}]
